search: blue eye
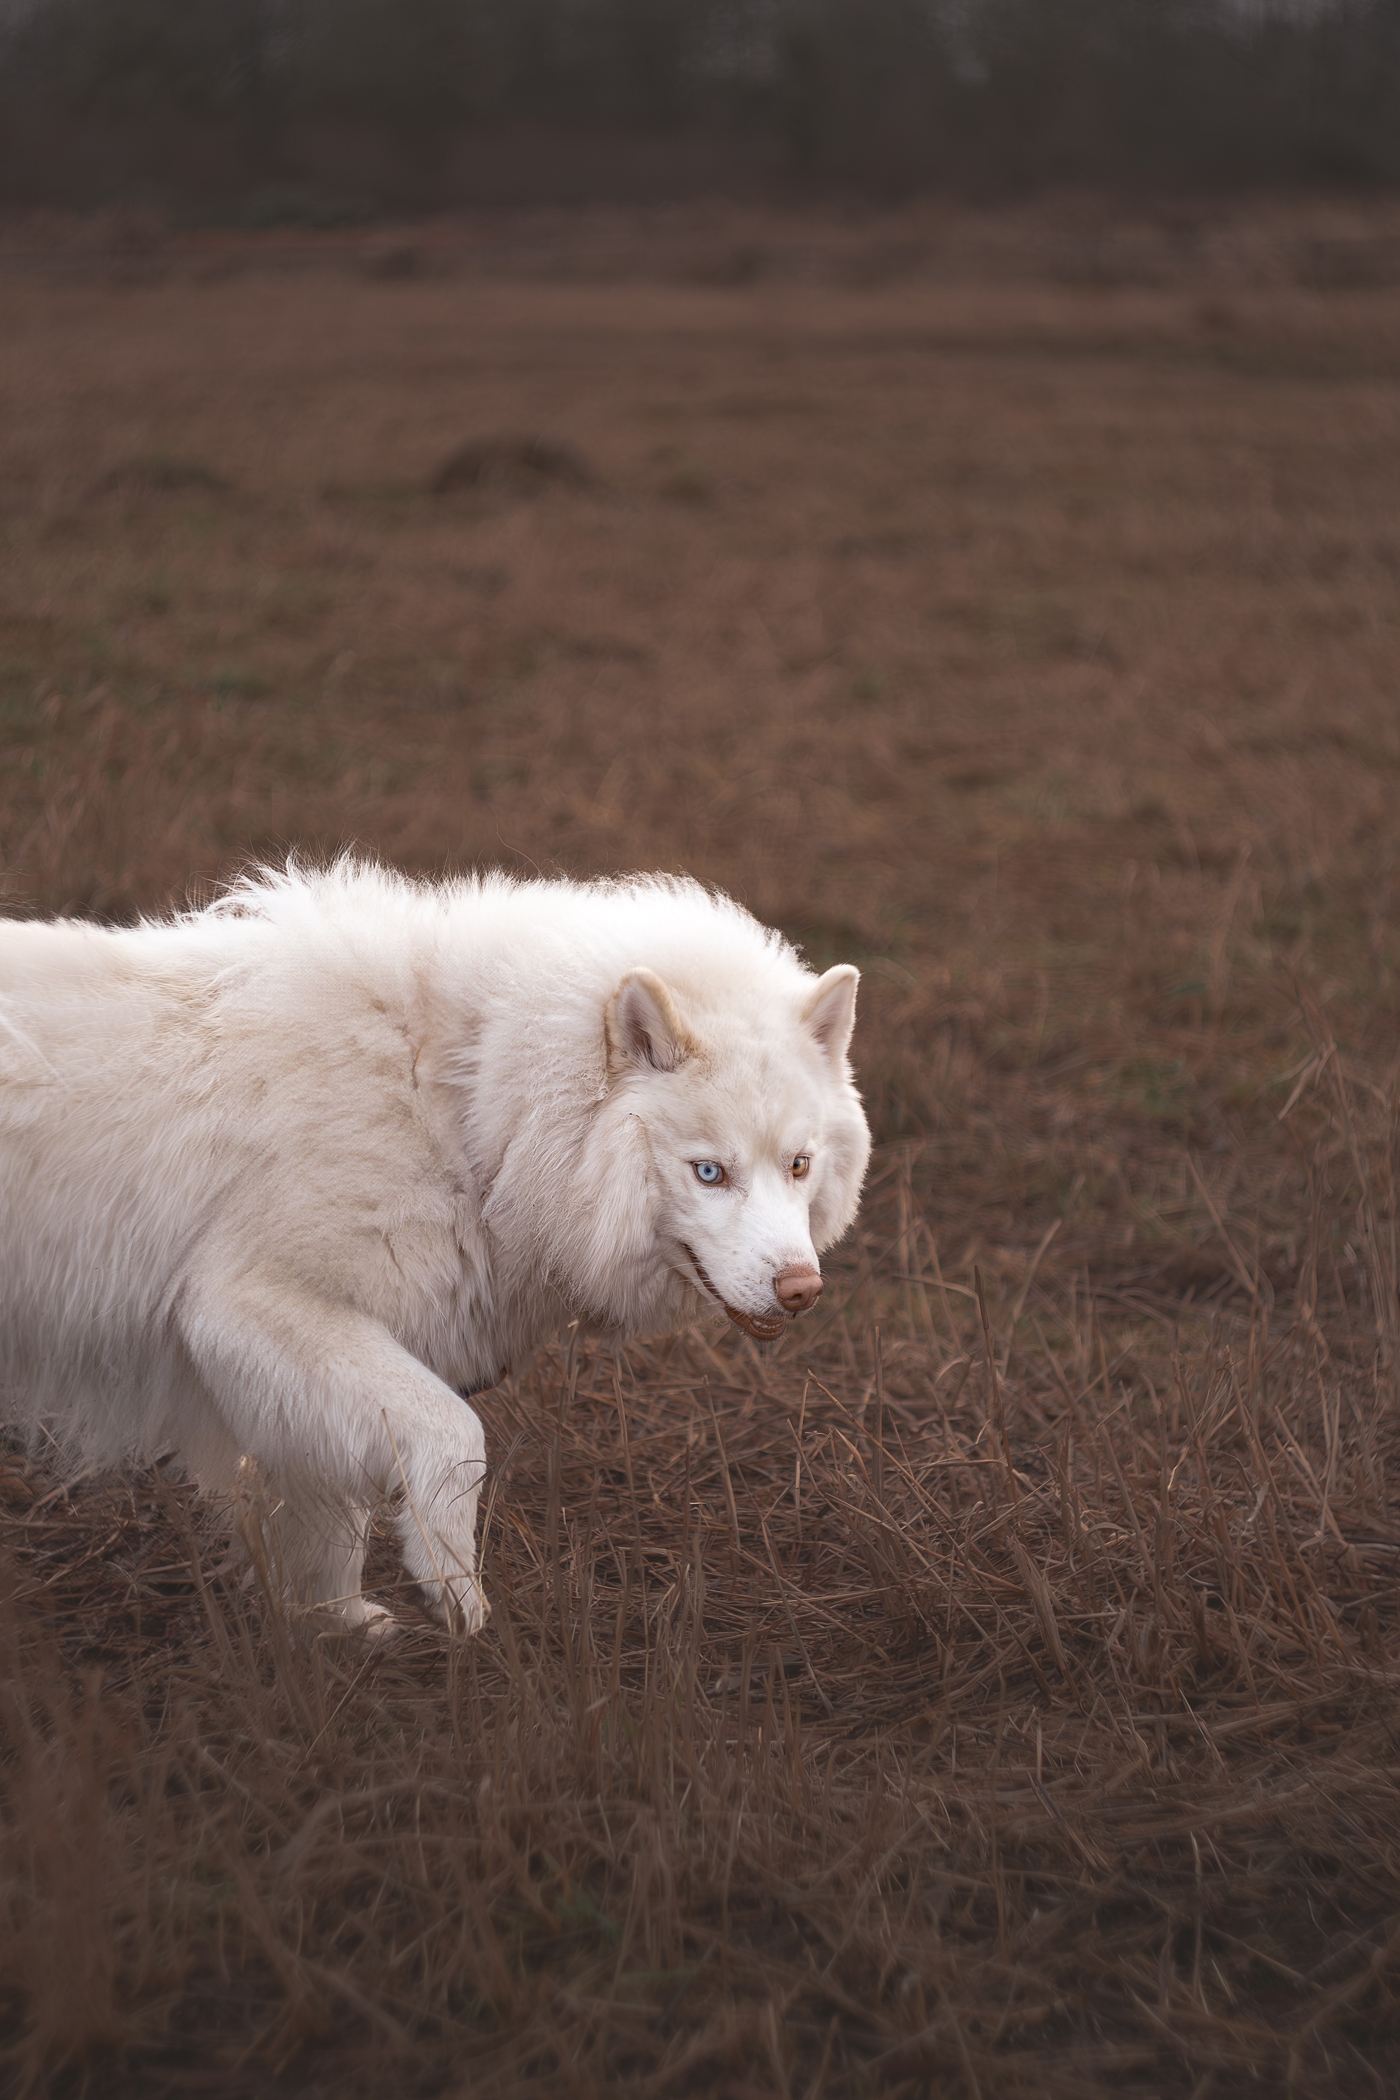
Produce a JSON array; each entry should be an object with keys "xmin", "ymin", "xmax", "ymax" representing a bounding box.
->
[{"xmin": 693, "ymin": 1160, "xmax": 726, "ymax": 1186}]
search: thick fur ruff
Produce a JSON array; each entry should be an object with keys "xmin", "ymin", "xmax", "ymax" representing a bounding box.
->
[{"xmin": 0, "ymin": 863, "xmax": 870, "ymax": 1637}]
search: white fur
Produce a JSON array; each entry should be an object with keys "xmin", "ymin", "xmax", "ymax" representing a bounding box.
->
[{"xmin": 0, "ymin": 864, "xmax": 870, "ymax": 1637}]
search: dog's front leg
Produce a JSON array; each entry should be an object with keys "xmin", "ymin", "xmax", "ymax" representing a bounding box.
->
[{"xmin": 177, "ymin": 1275, "xmax": 488, "ymax": 1636}]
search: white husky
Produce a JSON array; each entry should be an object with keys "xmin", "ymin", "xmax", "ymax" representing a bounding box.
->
[{"xmin": 0, "ymin": 864, "xmax": 869, "ymax": 1638}]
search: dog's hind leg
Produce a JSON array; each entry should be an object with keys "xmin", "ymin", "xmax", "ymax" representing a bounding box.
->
[
  {"xmin": 177, "ymin": 1274, "xmax": 489, "ymax": 1638},
  {"xmin": 252, "ymin": 1486, "xmax": 395, "ymax": 1639}
]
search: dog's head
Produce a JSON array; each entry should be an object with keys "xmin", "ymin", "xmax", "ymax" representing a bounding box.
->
[{"xmin": 603, "ymin": 960, "xmax": 871, "ymax": 1339}]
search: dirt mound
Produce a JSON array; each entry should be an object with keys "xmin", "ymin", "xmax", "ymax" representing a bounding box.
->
[
  {"xmin": 430, "ymin": 433, "xmax": 595, "ymax": 496},
  {"xmin": 92, "ymin": 453, "xmax": 232, "ymax": 498}
]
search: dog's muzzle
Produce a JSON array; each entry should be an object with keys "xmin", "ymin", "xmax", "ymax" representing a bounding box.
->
[{"xmin": 681, "ymin": 1245, "xmax": 820, "ymax": 1342}]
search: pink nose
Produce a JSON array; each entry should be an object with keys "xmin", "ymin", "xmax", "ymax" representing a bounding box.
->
[{"xmin": 773, "ymin": 1265, "xmax": 823, "ymax": 1316}]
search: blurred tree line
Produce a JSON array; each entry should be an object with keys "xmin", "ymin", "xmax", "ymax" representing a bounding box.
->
[{"xmin": 1, "ymin": 0, "xmax": 1397, "ymax": 192}]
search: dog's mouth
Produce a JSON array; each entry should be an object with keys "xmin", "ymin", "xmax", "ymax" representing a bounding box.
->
[{"xmin": 680, "ymin": 1243, "xmax": 788, "ymax": 1343}]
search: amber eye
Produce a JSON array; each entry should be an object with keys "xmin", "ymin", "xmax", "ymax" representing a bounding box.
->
[{"xmin": 791, "ymin": 1155, "xmax": 811, "ymax": 1179}]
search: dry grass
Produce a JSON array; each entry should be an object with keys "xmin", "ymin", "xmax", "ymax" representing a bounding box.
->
[{"xmin": 2, "ymin": 197, "xmax": 1400, "ymax": 2096}]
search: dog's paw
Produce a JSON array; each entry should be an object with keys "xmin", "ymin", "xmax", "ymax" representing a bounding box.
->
[
  {"xmin": 423, "ymin": 1572, "xmax": 490, "ymax": 1637},
  {"xmin": 397, "ymin": 1493, "xmax": 487, "ymax": 1635},
  {"xmin": 317, "ymin": 1594, "xmax": 400, "ymax": 1644},
  {"xmin": 355, "ymin": 1601, "xmax": 402, "ymax": 1646}
]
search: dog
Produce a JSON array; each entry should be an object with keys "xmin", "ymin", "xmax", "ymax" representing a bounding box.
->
[{"xmin": 0, "ymin": 863, "xmax": 870, "ymax": 1638}]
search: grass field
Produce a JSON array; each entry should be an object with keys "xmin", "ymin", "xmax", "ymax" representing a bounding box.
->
[{"xmin": 2, "ymin": 195, "xmax": 1400, "ymax": 2097}]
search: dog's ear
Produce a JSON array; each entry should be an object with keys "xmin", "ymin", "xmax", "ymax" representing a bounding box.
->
[
  {"xmin": 606, "ymin": 967, "xmax": 698, "ymax": 1077},
  {"xmin": 801, "ymin": 965, "xmax": 859, "ymax": 1068}
]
